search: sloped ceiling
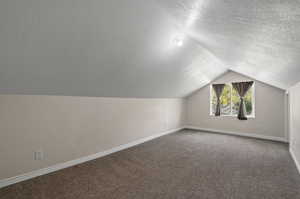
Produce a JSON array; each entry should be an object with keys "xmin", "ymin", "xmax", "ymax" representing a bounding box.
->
[{"xmin": 0, "ymin": 0, "xmax": 299, "ymax": 97}]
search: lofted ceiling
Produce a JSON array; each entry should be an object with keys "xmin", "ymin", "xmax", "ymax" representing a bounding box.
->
[{"xmin": 0, "ymin": 0, "xmax": 299, "ymax": 97}]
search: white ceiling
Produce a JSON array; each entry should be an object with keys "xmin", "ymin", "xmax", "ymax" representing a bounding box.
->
[{"xmin": 0, "ymin": 0, "xmax": 299, "ymax": 97}]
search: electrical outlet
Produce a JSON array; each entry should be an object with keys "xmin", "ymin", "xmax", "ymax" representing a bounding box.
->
[{"xmin": 34, "ymin": 150, "xmax": 44, "ymax": 160}]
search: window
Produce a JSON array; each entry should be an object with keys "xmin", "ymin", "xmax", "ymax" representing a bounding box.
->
[{"xmin": 210, "ymin": 82, "xmax": 255, "ymax": 117}]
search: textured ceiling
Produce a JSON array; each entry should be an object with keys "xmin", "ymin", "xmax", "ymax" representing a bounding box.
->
[
  {"xmin": 157, "ymin": 0, "xmax": 300, "ymax": 90},
  {"xmin": 0, "ymin": 0, "xmax": 299, "ymax": 97}
]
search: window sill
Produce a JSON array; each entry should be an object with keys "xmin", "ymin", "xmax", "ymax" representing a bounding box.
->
[{"xmin": 209, "ymin": 114, "xmax": 255, "ymax": 119}]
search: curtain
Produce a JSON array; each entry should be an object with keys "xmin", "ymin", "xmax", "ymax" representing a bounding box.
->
[
  {"xmin": 212, "ymin": 84, "xmax": 225, "ymax": 116},
  {"xmin": 232, "ymin": 81, "xmax": 254, "ymax": 120}
]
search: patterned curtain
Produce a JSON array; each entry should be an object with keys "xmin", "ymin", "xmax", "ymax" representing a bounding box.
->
[
  {"xmin": 232, "ymin": 81, "xmax": 254, "ymax": 120},
  {"xmin": 212, "ymin": 84, "xmax": 226, "ymax": 116}
]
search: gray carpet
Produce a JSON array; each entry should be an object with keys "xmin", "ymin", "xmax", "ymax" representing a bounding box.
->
[{"xmin": 1, "ymin": 130, "xmax": 300, "ymax": 199}]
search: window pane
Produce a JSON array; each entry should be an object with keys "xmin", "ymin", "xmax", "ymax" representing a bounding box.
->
[
  {"xmin": 211, "ymin": 87, "xmax": 217, "ymax": 115},
  {"xmin": 232, "ymin": 88, "xmax": 240, "ymax": 115},
  {"xmin": 244, "ymin": 88, "xmax": 253, "ymax": 115},
  {"xmin": 232, "ymin": 86, "xmax": 253, "ymax": 116},
  {"xmin": 211, "ymin": 84, "xmax": 231, "ymax": 116},
  {"xmin": 220, "ymin": 85, "xmax": 231, "ymax": 115}
]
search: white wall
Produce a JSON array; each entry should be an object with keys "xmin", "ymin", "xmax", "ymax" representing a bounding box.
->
[
  {"xmin": 289, "ymin": 82, "xmax": 300, "ymax": 173},
  {"xmin": 186, "ymin": 71, "xmax": 287, "ymax": 140},
  {"xmin": 0, "ymin": 95, "xmax": 185, "ymax": 180}
]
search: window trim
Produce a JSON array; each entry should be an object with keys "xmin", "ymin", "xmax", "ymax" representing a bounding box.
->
[{"xmin": 209, "ymin": 82, "xmax": 255, "ymax": 118}]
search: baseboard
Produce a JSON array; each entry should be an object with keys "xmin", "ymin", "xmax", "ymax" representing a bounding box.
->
[
  {"xmin": 0, "ymin": 127, "xmax": 184, "ymax": 189},
  {"xmin": 290, "ymin": 148, "xmax": 300, "ymax": 175},
  {"xmin": 185, "ymin": 126, "xmax": 289, "ymax": 143}
]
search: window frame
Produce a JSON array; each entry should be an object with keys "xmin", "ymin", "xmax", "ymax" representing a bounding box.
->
[{"xmin": 209, "ymin": 82, "xmax": 255, "ymax": 118}]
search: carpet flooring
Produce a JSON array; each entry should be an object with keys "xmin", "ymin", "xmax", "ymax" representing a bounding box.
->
[{"xmin": 1, "ymin": 130, "xmax": 300, "ymax": 199}]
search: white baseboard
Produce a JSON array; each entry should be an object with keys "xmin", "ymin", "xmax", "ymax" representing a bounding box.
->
[
  {"xmin": 290, "ymin": 148, "xmax": 300, "ymax": 175},
  {"xmin": 185, "ymin": 126, "xmax": 289, "ymax": 143},
  {"xmin": 0, "ymin": 127, "xmax": 184, "ymax": 189}
]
